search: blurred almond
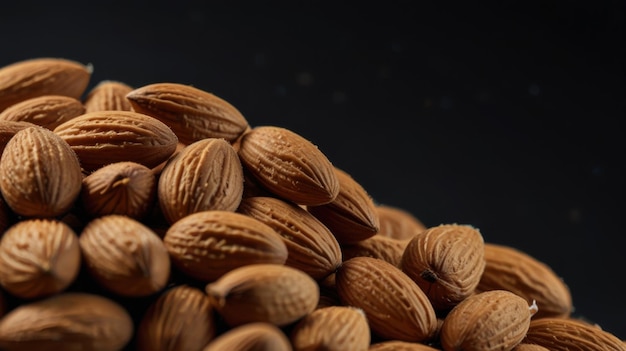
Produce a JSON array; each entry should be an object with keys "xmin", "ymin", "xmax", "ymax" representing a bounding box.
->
[
  {"xmin": 341, "ymin": 234, "xmax": 406, "ymax": 267},
  {"xmin": 523, "ymin": 317, "xmax": 625, "ymax": 351},
  {"xmin": 375, "ymin": 204, "xmax": 426, "ymax": 241},
  {"xmin": 84, "ymin": 80, "xmax": 133, "ymax": 113},
  {"xmin": 202, "ymin": 322, "xmax": 292, "ymax": 351},
  {"xmin": 0, "ymin": 94, "xmax": 84, "ymax": 130},
  {"xmin": 368, "ymin": 341, "xmax": 441, "ymax": 350}
]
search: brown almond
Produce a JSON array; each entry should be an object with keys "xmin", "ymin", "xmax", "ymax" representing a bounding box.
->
[
  {"xmin": 523, "ymin": 317, "xmax": 626, "ymax": 351},
  {"xmin": 236, "ymin": 196, "xmax": 342, "ymax": 280},
  {"xmin": 205, "ymin": 263, "xmax": 319, "ymax": 327},
  {"xmin": 158, "ymin": 138, "xmax": 244, "ymax": 224},
  {"xmin": 307, "ymin": 167, "xmax": 379, "ymax": 244},
  {"xmin": 368, "ymin": 341, "xmax": 441, "ymax": 351},
  {"xmin": 53, "ymin": 110, "xmax": 179, "ymax": 172},
  {"xmin": 202, "ymin": 322, "xmax": 292, "ymax": 351},
  {"xmin": 335, "ymin": 256, "xmax": 438, "ymax": 343},
  {"xmin": 375, "ymin": 204, "xmax": 427, "ymax": 241},
  {"xmin": 237, "ymin": 125, "xmax": 340, "ymax": 206},
  {"xmin": 164, "ymin": 210, "xmax": 288, "ymax": 282},
  {"xmin": 440, "ymin": 290, "xmax": 535, "ymax": 351},
  {"xmin": 401, "ymin": 223, "xmax": 486, "ymax": 311},
  {"xmin": 0, "ymin": 94, "xmax": 85, "ymax": 130},
  {"xmin": 79, "ymin": 214, "xmax": 171, "ymax": 297},
  {"xmin": 84, "ymin": 80, "xmax": 134, "ymax": 113},
  {"xmin": 0, "ymin": 120, "xmax": 37, "ymax": 155},
  {"xmin": 137, "ymin": 285, "xmax": 216, "ymax": 351},
  {"xmin": 126, "ymin": 82, "xmax": 249, "ymax": 144},
  {"xmin": 341, "ymin": 234, "xmax": 406, "ymax": 267},
  {"xmin": 0, "ymin": 292, "xmax": 133, "ymax": 351},
  {"xmin": 0, "ymin": 126, "xmax": 82, "ymax": 218},
  {"xmin": 0, "ymin": 219, "xmax": 80, "ymax": 299},
  {"xmin": 0, "ymin": 57, "xmax": 91, "ymax": 112},
  {"xmin": 511, "ymin": 344, "xmax": 550, "ymax": 351},
  {"xmin": 477, "ymin": 242, "xmax": 573, "ymax": 319},
  {"xmin": 290, "ymin": 305, "xmax": 370, "ymax": 351}
]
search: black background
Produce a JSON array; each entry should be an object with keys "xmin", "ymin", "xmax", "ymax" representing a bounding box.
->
[{"xmin": 1, "ymin": 0, "xmax": 624, "ymax": 340}]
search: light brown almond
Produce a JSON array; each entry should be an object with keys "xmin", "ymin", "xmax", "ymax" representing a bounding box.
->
[
  {"xmin": 0, "ymin": 126, "xmax": 82, "ymax": 218},
  {"xmin": 236, "ymin": 196, "xmax": 342, "ymax": 280},
  {"xmin": 84, "ymin": 80, "xmax": 133, "ymax": 113},
  {"xmin": 511, "ymin": 344, "xmax": 550, "ymax": 351},
  {"xmin": 0, "ymin": 94, "xmax": 85, "ymax": 130},
  {"xmin": 523, "ymin": 317, "xmax": 626, "ymax": 351},
  {"xmin": 202, "ymin": 322, "xmax": 292, "ymax": 351},
  {"xmin": 368, "ymin": 341, "xmax": 441, "ymax": 351},
  {"xmin": 0, "ymin": 57, "xmax": 92, "ymax": 112},
  {"xmin": 341, "ymin": 234, "xmax": 406, "ymax": 267},
  {"xmin": 126, "ymin": 82, "xmax": 249, "ymax": 144},
  {"xmin": 0, "ymin": 120, "xmax": 37, "ymax": 155},
  {"xmin": 53, "ymin": 110, "xmax": 179, "ymax": 172},
  {"xmin": 237, "ymin": 125, "xmax": 340, "ymax": 206},
  {"xmin": 375, "ymin": 204, "xmax": 427, "ymax": 241},
  {"xmin": 164, "ymin": 210, "xmax": 288, "ymax": 282}
]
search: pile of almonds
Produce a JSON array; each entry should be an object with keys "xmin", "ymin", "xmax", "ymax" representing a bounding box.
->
[{"xmin": 0, "ymin": 57, "xmax": 623, "ymax": 351}]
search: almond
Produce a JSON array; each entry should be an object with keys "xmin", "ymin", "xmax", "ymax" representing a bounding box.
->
[
  {"xmin": 375, "ymin": 204, "xmax": 427, "ymax": 241},
  {"xmin": 236, "ymin": 196, "xmax": 342, "ymax": 280},
  {"xmin": 307, "ymin": 167, "xmax": 379, "ymax": 244},
  {"xmin": 137, "ymin": 285, "xmax": 216, "ymax": 351},
  {"xmin": 477, "ymin": 242, "xmax": 572, "ymax": 319},
  {"xmin": 84, "ymin": 80, "xmax": 133, "ymax": 113},
  {"xmin": 511, "ymin": 344, "xmax": 550, "ymax": 351},
  {"xmin": 237, "ymin": 125, "xmax": 340, "ymax": 206},
  {"xmin": 0, "ymin": 120, "xmax": 37, "ymax": 155},
  {"xmin": 0, "ymin": 292, "xmax": 133, "ymax": 351},
  {"xmin": 368, "ymin": 341, "xmax": 441, "ymax": 350},
  {"xmin": 158, "ymin": 138, "xmax": 244, "ymax": 225},
  {"xmin": 0, "ymin": 219, "xmax": 80, "ymax": 299},
  {"xmin": 341, "ymin": 234, "xmax": 406, "ymax": 267},
  {"xmin": 0, "ymin": 126, "xmax": 82, "ymax": 218},
  {"xmin": 400, "ymin": 223, "xmax": 486, "ymax": 311},
  {"xmin": 290, "ymin": 305, "xmax": 370, "ymax": 351},
  {"xmin": 202, "ymin": 322, "xmax": 292, "ymax": 351},
  {"xmin": 440, "ymin": 290, "xmax": 535, "ymax": 351},
  {"xmin": 0, "ymin": 57, "xmax": 92, "ymax": 112},
  {"xmin": 126, "ymin": 82, "xmax": 249, "ymax": 144},
  {"xmin": 523, "ymin": 317, "xmax": 626, "ymax": 351},
  {"xmin": 335, "ymin": 256, "xmax": 438, "ymax": 343},
  {"xmin": 79, "ymin": 214, "xmax": 171, "ymax": 297},
  {"xmin": 53, "ymin": 110, "xmax": 179, "ymax": 172},
  {"xmin": 0, "ymin": 94, "xmax": 85, "ymax": 130},
  {"xmin": 205, "ymin": 263, "xmax": 319, "ymax": 327},
  {"xmin": 163, "ymin": 210, "xmax": 288, "ymax": 282}
]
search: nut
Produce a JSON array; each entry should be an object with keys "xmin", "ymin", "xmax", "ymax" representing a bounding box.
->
[
  {"xmin": 0, "ymin": 120, "xmax": 37, "ymax": 155},
  {"xmin": 83, "ymin": 80, "xmax": 134, "ymax": 113},
  {"xmin": 375, "ymin": 203, "xmax": 427, "ymax": 241},
  {"xmin": 202, "ymin": 322, "xmax": 292, "ymax": 351},
  {"xmin": 0, "ymin": 94, "xmax": 85, "ymax": 130},
  {"xmin": 368, "ymin": 340, "xmax": 441, "ymax": 350},
  {"xmin": 341, "ymin": 234, "xmax": 407, "ymax": 267},
  {"xmin": 523, "ymin": 317, "xmax": 626, "ymax": 351}
]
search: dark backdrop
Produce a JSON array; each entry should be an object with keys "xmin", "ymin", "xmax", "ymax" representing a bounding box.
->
[{"xmin": 1, "ymin": 0, "xmax": 624, "ymax": 339}]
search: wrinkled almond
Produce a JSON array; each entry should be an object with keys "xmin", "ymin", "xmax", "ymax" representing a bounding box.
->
[
  {"xmin": 202, "ymin": 322, "xmax": 292, "ymax": 351},
  {"xmin": 0, "ymin": 120, "xmax": 37, "ymax": 155},
  {"xmin": 0, "ymin": 94, "xmax": 85, "ymax": 130},
  {"xmin": 368, "ymin": 341, "xmax": 441, "ymax": 350},
  {"xmin": 341, "ymin": 234, "xmax": 406, "ymax": 267},
  {"xmin": 523, "ymin": 317, "xmax": 626, "ymax": 351},
  {"xmin": 84, "ymin": 80, "xmax": 133, "ymax": 113},
  {"xmin": 375, "ymin": 204, "xmax": 427, "ymax": 241}
]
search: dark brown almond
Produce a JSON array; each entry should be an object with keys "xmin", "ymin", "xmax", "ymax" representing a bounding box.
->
[
  {"xmin": 0, "ymin": 94, "xmax": 85, "ymax": 130},
  {"xmin": 203, "ymin": 322, "xmax": 292, "ymax": 351},
  {"xmin": 84, "ymin": 80, "xmax": 134, "ymax": 113}
]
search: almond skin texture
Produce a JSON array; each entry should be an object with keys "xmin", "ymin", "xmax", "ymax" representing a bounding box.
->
[
  {"xmin": 511, "ymin": 345, "xmax": 550, "ymax": 351},
  {"xmin": 290, "ymin": 305, "xmax": 370, "ymax": 351},
  {"xmin": 0, "ymin": 57, "xmax": 91, "ymax": 112},
  {"xmin": 341, "ymin": 234, "xmax": 407, "ymax": 267},
  {"xmin": 0, "ymin": 94, "xmax": 85, "ymax": 130},
  {"xmin": 0, "ymin": 219, "xmax": 80, "ymax": 299},
  {"xmin": 523, "ymin": 318, "xmax": 626, "ymax": 351},
  {"xmin": 205, "ymin": 263, "xmax": 319, "ymax": 327},
  {"xmin": 202, "ymin": 322, "xmax": 292, "ymax": 351},
  {"xmin": 164, "ymin": 210, "xmax": 288, "ymax": 282},
  {"xmin": 335, "ymin": 256, "xmax": 438, "ymax": 343},
  {"xmin": 375, "ymin": 204, "xmax": 427, "ymax": 241},
  {"xmin": 158, "ymin": 138, "xmax": 244, "ymax": 225},
  {"xmin": 84, "ymin": 80, "xmax": 133, "ymax": 113},
  {"xmin": 236, "ymin": 196, "xmax": 342, "ymax": 280},
  {"xmin": 0, "ymin": 126, "xmax": 82, "ymax": 218},
  {"xmin": 0, "ymin": 292, "xmax": 133, "ymax": 351},
  {"xmin": 368, "ymin": 341, "xmax": 441, "ymax": 351},
  {"xmin": 440, "ymin": 290, "xmax": 534, "ymax": 351},
  {"xmin": 477, "ymin": 242, "xmax": 572, "ymax": 319},
  {"xmin": 80, "ymin": 161, "xmax": 157, "ymax": 220},
  {"xmin": 53, "ymin": 110, "xmax": 179, "ymax": 172},
  {"xmin": 237, "ymin": 125, "xmax": 340, "ymax": 206},
  {"xmin": 79, "ymin": 215, "xmax": 171, "ymax": 297},
  {"xmin": 126, "ymin": 82, "xmax": 249, "ymax": 144},
  {"xmin": 307, "ymin": 167, "xmax": 380, "ymax": 244},
  {"xmin": 401, "ymin": 223, "xmax": 486, "ymax": 311},
  {"xmin": 137, "ymin": 285, "xmax": 216, "ymax": 351},
  {"xmin": 0, "ymin": 120, "xmax": 37, "ymax": 155}
]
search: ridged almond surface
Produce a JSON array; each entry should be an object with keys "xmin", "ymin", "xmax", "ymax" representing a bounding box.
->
[
  {"xmin": 477, "ymin": 243, "xmax": 572, "ymax": 319},
  {"xmin": 375, "ymin": 204, "xmax": 427, "ymax": 241},
  {"xmin": 511, "ymin": 344, "xmax": 550, "ymax": 351},
  {"xmin": 523, "ymin": 317, "xmax": 626, "ymax": 351},
  {"xmin": 0, "ymin": 219, "xmax": 80, "ymax": 299},
  {"xmin": 341, "ymin": 234, "xmax": 406, "ymax": 267},
  {"xmin": 368, "ymin": 341, "xmax": 441, "ymax": 350},
  {"xmin": 0, "ymin": 126, "xmax": 82, "ymax": 218},
  {"xmin": 0, "ymin": 57, "xmax": 91, "ymax": 112},
  {"xmin": 126, "ymin": 82, "xmax": 249, "ymax": 144},
  {"xmin": 202, "ymin": 322, "xmax": 292, "ymax": 351},
  {"xmin": 307, "ymin": 167, "xmax": 379, "ymax": 244},
  {"xmin": 290, "ymin": 305, "xmax": 370, "ymax": 351},
  {"xmin": 84, "ymin": 80, "xmax": 133, "ymax": 113},
  {"xmin": 79, "ymin": 215, "xmax": 171, "ymax": 297},
  {"xmin": 0, "ymin": 120, "xmax": 37, "ymax": 159},
  {"xmin": 335, "ymin": 256, "xmax": 438, "ymax": 342},
  {"xmin": 53, "ymin": 110, "xmax": 179, "ymax": 172},
  {"xmin": 137, "ymin": 285, "xmax": 216, "ymax": 351},
  {"xmin": 0, "ymin": 94, "xmax": 85, "ymax": 130},
  {"xmin": 401, "ymin": 223, "xmax": 486, "ymax": 311},
  {"xmin": 205, "ymin": 263, "xmax": 319, "ymax": 327},
  {"xmin": 158, "ymin": 138, "xmax": 244, "ymax": 224},
  {"xmin": 237, "ymin": 196, "xmax": 342, "ymax": 280},
  {"xmin": 237, "ymin": 125, "xmax": 340, "ymax": 206},
  {"xmin": 164, "ymin": 210, "xmax": 288, "ymax": 282},
  {"xmin": 440, "ymin": 290, "xmax": 533, "ymax": 351},
  {"xmin": 0, "ymin": 292, "xmax": 133, "ymax": 351}
]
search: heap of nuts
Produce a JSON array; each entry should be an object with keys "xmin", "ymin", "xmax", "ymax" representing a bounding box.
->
[{"xmin": 0, "ymin": 57, "xmax": 623, "ymax": 351}]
